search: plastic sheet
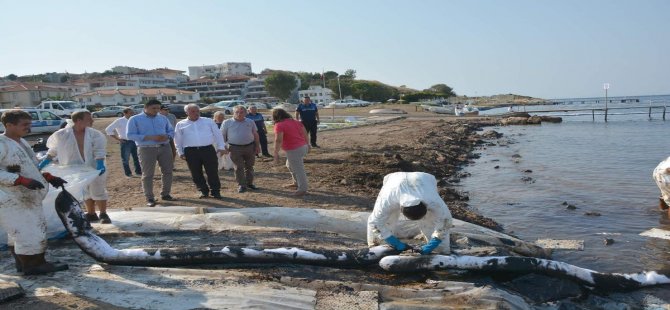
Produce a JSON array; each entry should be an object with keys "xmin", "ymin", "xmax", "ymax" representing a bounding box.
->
[{"xmin": 0, "ymin": 165, "xmax": 99, "ymax": 247}]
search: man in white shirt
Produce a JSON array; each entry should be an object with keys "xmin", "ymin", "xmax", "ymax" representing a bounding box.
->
[
  {"xmin": 175, "ymin": 104, "xmax": 227, "ymax": 199},
  {"xmin": 105, "ymin": 108, "xmax": 141, "ymax": 177}
]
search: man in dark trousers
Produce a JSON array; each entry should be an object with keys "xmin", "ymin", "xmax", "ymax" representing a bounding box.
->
[
  {"xmin": 174, "ymin": 104, "xmax": 227, "ymax": 199},
  {"xmin": 295, "ymin": 96, "xmax": 320, "ymax": 148},
  {"xmin": 246, "ymin": 105, "xmax": 272, "ymax": 157}
]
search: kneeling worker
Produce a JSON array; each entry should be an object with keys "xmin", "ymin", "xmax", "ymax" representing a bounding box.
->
[
  {"xmin": 367, "ymin": 172, "xmax": 453, "ymax": 255},
  {"xmin": 653, "ymin": 156, "xmax": 670, "ymax": 215}
]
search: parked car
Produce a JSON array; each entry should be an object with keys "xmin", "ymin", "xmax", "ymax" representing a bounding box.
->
[
  {"xmin": 92, "ymin": 106, "xmax": 126, "ymax": 118},
  {"xmin": 162, "ymin": 104, "xmax": 188, "ymax": 118},
  {"xmin": 201, "ymin": 100, "xmax": 246, "ymax": 115},
  {"xmin": 0, "ymin": 109, "xmax": 66, "ymax": 134},
  {"xmin": 129, "ymin": 104, "xmax": 145, "ymax": 114}
]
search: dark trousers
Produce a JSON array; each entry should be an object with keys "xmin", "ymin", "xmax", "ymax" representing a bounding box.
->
[
  {"xmin": 229, "ymin": 144, "xmax": 256, "ymax": 186},
  {"xmin": 184, "ymin": 145, "xmax": 221, "ymax": 195},
  {"xmin": 258, "ymin": 131, "xmax": 270, "ymax": 156},
  {"xmin": 301, "ymin": 120, "xmax": 318, "ymax": 146},
  {"xmin": 120, "ymin": 140, "xmax": 141, "ymax": 176}
]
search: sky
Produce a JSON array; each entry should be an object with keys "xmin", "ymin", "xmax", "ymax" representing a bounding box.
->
[{"xmin": 1, "ymin": 0, "xmax": 668, "ymax": 99}]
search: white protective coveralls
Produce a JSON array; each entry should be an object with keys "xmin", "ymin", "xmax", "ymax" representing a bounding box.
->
[
  {"xmin": 46, "ymin": 127, "xmax": 108, "ymax": 200},
  {"xmin": 653, "ymin": 156, "xmax": 670, "ymax": 205},
  {"xmin": 367, "ymin": 172, "xmax": 453, "ymax": 254},
  {"xmin": 0, "ymin": 135, "xmax": 49, "ymax": 255}
]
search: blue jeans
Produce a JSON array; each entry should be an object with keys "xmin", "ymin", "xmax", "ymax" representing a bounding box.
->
[{"xmin": 120, "ymin": 140, "xmax": 142, "ymax": 176}]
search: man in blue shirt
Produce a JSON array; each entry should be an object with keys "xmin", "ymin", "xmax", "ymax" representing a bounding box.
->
[
  {"xmin": 246, "ymin": 105, "xmax": 272, "ymax": 157},
  {"xmin": 127, "ymin": 99, "xmax": 176, "ymax": 207},
  {"xmin": 295, "ymin": 96, "xmax": 320, "ymax": 148}
]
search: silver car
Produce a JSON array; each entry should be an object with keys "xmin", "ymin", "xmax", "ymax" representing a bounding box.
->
[{"xmin": 92, "ymin": 106, "xmax": 126, "ymax": 118}]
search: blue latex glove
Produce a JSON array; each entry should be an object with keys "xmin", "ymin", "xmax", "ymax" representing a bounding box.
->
[
  {"xmin": 420, "ymin": 237, "xmax": 442, "ymax": 255},
  {"xmin": 96, "ymin": 159, "xmax": 106, "ymax": 175},
  {"xmin": 37, "ymin": 158, "xmax": 52, "ymax": 170},
  {"xmin": 384, "ymin": 236, "xmax": 409, "ymax": 251}
]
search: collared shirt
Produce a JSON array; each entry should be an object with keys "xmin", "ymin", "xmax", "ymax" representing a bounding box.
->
[
  {"xmin": 220, "ymin": 118, "xmax": 257, "ymax": 145},
  {"xmin": 246, "ymin": 112, "xmax": 266, "ymax": 134},
  {"xmin": 296, "ymin": 103, "xmax": 318, "ymax": 122},
  {"xmin": 105, "ymin": 117, "xmax": 130, "ymax": 139},
  {"xmin": 174, "ymin": 117, "xmax": 225, "ymax": 156},
  {"xmin": 126, "ymin": 113, "xmax": 175, "ymax": 146}
]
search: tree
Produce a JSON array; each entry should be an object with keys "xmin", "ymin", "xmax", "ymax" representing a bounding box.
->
[
  {"xmin": 425, "ymin": 83, "xmax": 456, "ymax": 97},
  {"xmin": 323, "ymin": 71, "xmax": 338, "ymax": 81},
  {"xmin": 343, "ymin": 69, "xmax": 356, "ymax": 79},
  {"xmin": 350, "ymin": 80, "xmax": 397, "ymax": 102},
  {"xmin": 6, "ymin": 74, "xmax": 18, "ymax": 81},
  {"xmin": 264, "ymin": 72, "xmax": 297, "ymax": 101}
]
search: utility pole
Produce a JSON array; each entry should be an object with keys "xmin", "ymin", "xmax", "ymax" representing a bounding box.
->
[
  {"xmin": 337, "ymin": 75, "xmax": 342, "ymax": 99},
  {"xmin": 603, "ymin": 83, "xmax": 610, "ymax": 122}
]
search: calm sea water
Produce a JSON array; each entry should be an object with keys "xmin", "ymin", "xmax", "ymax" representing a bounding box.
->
[{"xmin": 459, "ymin": 95, "xmax": 670, "ymax": 273}]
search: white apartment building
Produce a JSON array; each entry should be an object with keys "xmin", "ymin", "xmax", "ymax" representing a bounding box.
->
[
  {"xmin": 178, "ymin": 76, "xmax": 249, "ymax": 101},
  {"xmin": 188, "ymin": 63, "xmax": 252, "ymax": 79},
  {"xmin": 73, "ymin": 88, "xmax": 199, "ymax": 106},
  {"xmin": 298, "ymin": 85, "xmax": 333, "ymax": 104}
]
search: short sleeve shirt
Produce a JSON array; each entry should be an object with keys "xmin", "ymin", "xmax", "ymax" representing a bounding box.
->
[{"xmin": 296, "ymin": 103, "xmax": 318, "ymax": 122}]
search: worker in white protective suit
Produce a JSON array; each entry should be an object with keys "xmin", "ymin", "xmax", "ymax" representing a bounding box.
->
[
  {"xmin": 39, "ymin": 110, "xmax": 110, "ymax": 223},
  {"xmin": 0, "ymin": 110, "xmax": 69, "ymax": 275},
  {"xmin": 367, "ymin": 172, "xmax": 453, "ymax": 255},
  {"xmin": 653, "ymin": 156, "xmax": 670, "ymax": 215}
]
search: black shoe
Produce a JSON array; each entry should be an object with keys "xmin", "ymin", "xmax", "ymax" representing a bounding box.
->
[
  {"xmin": 247, "ymin": 184, "xmax": 258, "ymax": 190},
  {"xmin": 262, "ymin": 153, "xmax": 273, "ymax": 158},
  {"xmin": 147, "ymin": 199, "xmax": 157, "ymax": 207},
  {"xmin": 161, "ymin": 195, "xmax": 177, "ymax": 201},
  {"xmin": 211, "ymin": 192, "xmax": 223, "ymax": 199},
  {"xmin": 85, "ymin": 213, "xmax": 99, "ymax": 222},
  {"xmin": 237, "ymin": 186, "xmax": 246, "ymax": 193},
  {"xmin": 198, "ymin": 192, "xmax": 209, "ymax": 199},
  {"xmin": 311, "ymin": 144, "xmax": 320, "ymax": 148},
  {"xmin": 99, "ymin": 213, "xmax": 112, "ymax": 224}
]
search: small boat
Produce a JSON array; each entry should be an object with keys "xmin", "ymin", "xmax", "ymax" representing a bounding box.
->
[
  {"xmin": 455, "ymin": 104, "xmax": 479, "ymax": 116},
  {"xmin": 422, "ymin": 104, "xmax": 455, "ymax": 114}
]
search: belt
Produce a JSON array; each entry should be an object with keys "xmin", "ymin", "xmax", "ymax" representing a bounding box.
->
[
  {"xmin": 184, "ymin": 145, "xmax": 214, "ymax": 150},
  {"xmin": 228, "ymin": 142, "xmax": 254, "ymax": 147},
  {"xmin": 138, "ymin": 143, "xmax": 167, "ymax": 148}
]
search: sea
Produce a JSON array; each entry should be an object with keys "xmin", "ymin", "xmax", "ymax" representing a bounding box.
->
[{"xmin": 459, "ymin": 94, "xmax": 670, "ymax": 273}]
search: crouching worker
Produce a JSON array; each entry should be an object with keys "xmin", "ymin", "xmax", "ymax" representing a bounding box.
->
[
  {"xmin": 0, "ymin": 110, "xmax": 69, "ymax": 275},
  {"xmin": 653, "ymin": 156, "xmax": 670, "ymax": 214},
  {"xmin": 367, "ymin": 172, "xmax": 453, "ymax": 255}
]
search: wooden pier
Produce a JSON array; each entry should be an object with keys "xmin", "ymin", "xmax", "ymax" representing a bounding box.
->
[{"xmin": 517, "ymin": 105, "xmax": 667, "ymax": 122}]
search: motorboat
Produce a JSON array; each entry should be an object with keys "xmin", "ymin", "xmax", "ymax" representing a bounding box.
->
[{"xmin": 455, "ymin": 104, "xmax": 479, "ymax": 116}]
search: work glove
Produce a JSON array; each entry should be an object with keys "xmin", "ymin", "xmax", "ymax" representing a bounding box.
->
[
  {"xmin": 14, "ymin": 176, "xmax": 45, "ymax": 190},
  {"xmin": 384, "ymin": 235, "xmax": 409, "ymax": 251},
  {"xmin": 96, "ymin": 159, "xmax": 106, "ymax": 176},
  {"xmin": 42, "ymin": 172, "xmax": 67, "ymax": 189},
  {"xmin": 420, "ymin": 237, "xmax": 442, "ymax": 255},
  {"xmin": 37, "ymin": 158, "xmax": 52, "ymax": 170}
]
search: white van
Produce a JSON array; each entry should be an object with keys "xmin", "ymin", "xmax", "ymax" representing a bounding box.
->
[
  {"xmin": 0, "ymin": 109, "xmax": 66, "ymax": 134},
  {"xmin": 36, "ymin": 100, "xmax": 87, "ymax": 118}
]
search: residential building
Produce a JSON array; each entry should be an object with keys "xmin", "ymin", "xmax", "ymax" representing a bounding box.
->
[
  {"xmin": 178, "ymin": 75, "xmax": 249, "ymax": 101},
  {"xmin": 188, "ymin": 63, "xmax": 252, "ymax": 79},
  {"xmin": 244, "ymin": 77, "xmax": 278, "ymax": 104},
  {"xmin": 298, "ymin": 85, "xmax": 334, "ymax": 104},
  {"xmin": 72, "ymin": 88, "xmax": 199, "ymax": 106},
  {"xmin": 0, "ymin": 82, "xmax": 72, "ymax": 108}
]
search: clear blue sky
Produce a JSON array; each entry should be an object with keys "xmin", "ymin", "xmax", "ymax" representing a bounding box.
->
[{"xmin": 2, "ymin": 0, "xmax": 668, "ymax": 99}]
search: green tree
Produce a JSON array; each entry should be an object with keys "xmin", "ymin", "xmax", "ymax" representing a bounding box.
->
[
  {"xmin": 6, "ymin": 74, "xmax": 18, "ymax": 81},
  {"xmin": 323, "ymin": 71, "xmax": 338, "ymax": 81},
  {"xmin": 343, "ymin": 69, "xmax": 356, "ymax": 79},
  {"xmin": 425, "ymin": 83, "xmax": 456, "ymax": 97},
  {"xmin": 350, "ymin": 80, "xmax": 397, "ymax": 102},
  {"xmin": 264, "ymin": 72, "xmax": 297, "ymax": 101}
]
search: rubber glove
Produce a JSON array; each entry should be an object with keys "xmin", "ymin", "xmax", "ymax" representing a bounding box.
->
[
  {"xmin": 42, "ymin": 172, "xmax": 67, "ymax": 189},
  {"xmin": 14, "ymin": 176, "xmax": 45, "ymax": 190},
  {"xmin": 96, "ymin": 159, "xmax": 106, "ymax": 176},
  {"xmin": 37, "ymin": 158, "xmax": 52, "ymax": 170},
  {"xmin": 384, "ymin": 236, "xmax": 409, "ymax": 251},
  {"xmin": 420, "ymin": 237, "xmax": 442, "ymax": 255}
]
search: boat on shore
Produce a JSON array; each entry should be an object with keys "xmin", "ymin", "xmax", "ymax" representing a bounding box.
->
[{"xmin": 455, "ymin": 104, "xmax": 479, "ymax": 116}]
